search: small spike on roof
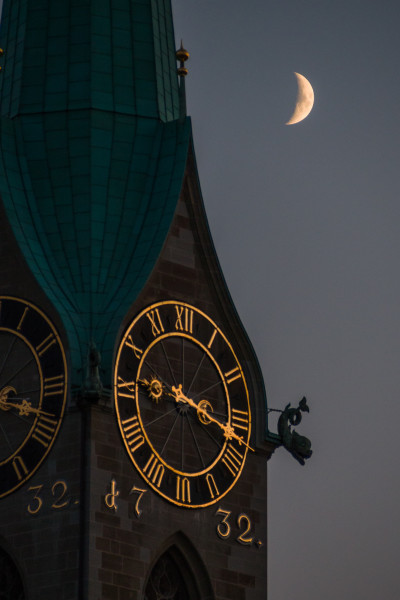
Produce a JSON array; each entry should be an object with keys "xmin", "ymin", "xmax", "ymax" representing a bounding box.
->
[
  {"xmin": 176, "ymin": 41, "xmax": 189, "ymax": 77},
  {"xmin": 176, "ymin": 41, "xmax": 190, "ymax": 62}
]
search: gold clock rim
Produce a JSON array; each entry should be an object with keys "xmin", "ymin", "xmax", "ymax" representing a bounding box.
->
[
  {"xmin": 114, "ymin": 300, "xmax": 252, "ymax": 508},
  {"xmin": 0, "ymin": 296, "xmax": 68, "ymax": 498},
  {"xmin": 0, "ymin": 327, "xmax": 43, "ymax": 465}
]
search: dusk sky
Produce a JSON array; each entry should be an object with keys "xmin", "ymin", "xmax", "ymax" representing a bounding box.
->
[
  {"xmin": 172, "ymin": 1, "xmax": 400, "ymax": 599},
  {"xmin": 0, "ymin": 0, "xmax": 398, "ymax": 598}
]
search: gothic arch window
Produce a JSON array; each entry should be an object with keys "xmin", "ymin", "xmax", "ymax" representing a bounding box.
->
[
  {"xmin": 144, "ymin": 550, "xmax": 189, "ymax": 600},
  {"xmin": 144, "ymin": 533, "xmax": 214, "ymax": 600},
  {"xmin": 0, "ymin": 547, "xmax": 25, "ymax": 600}
]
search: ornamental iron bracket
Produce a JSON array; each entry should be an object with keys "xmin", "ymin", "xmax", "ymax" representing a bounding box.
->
[{"xmin": 269, "ymin": 397, "xmax": 313, "ymax": 465}]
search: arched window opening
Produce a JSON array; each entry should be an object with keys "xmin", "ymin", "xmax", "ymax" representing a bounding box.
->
[
  {"xmin": 0, "ymin": 547, "xmax": 24, "ymax": 600},
  {"xmin": 144, "ymin": 550, "xmax": 189, "ymax": 600},
  {"xmin": 144, "ymin": 534, "xmax": 214, "ymax": 600}
]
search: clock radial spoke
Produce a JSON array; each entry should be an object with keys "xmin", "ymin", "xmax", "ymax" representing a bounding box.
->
[
  {"xmin": 159, "ymin": 340, "xmax": 177, "ymax": 388},
  {"xmin": 143, "ymin": 405, "xmax": 177, "ymax": 427},
  {"xmin": 0, "ymin": 334, "xmax": 18, "ymax": 380},
  {"xmin": 200, "ymin": 418, "xmax": 225, "ymax": 450},
  {"xmin": 180, "ymin": 413, "xmax": 185, "ymax": 471},
  {"xmin": 2, "ymin": 356, "xmax": 36, "ymax": 389},
  {"xmin": 208, "ymin": 408, "xmax": 228, "ymax": 420},
  {"xmin": 186, "ymin": 352, "xmax": 206, "ymax": 396},
  {"xmin": 13, "ymin": 389, "xmax": 41, "ymax": 400},
  {"xmin": 186, "ymin": 413, "xmax": 206, "ymax": 469},
  {"xmin": 182, "ymin": 337, "xmax": 185, "ymax": 390},
  {"xmin": 0, "ymin": 422, "xmax": 14, "ymax": 454},
  {"xmin": 159, "ymin": 412, "xmax": 180, "ymax": 457},
  {"xmin": 192, "ymin": 379, "xmax": 224, "ymax": 401}
]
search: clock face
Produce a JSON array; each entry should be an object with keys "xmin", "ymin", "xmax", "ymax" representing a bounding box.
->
[
  {"xmin": 0, "ymin": 297, "xmax": 67, "ymax": 498},
  {"xmin": 114, "ymin": 301, "xmax": 251, "ymax": 508}
]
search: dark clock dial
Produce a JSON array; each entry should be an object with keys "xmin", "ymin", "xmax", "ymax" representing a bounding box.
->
[
  {"xmin": 114, "ymin": 301, "xmax": 252, "ymax": 508},
  {"xmin": 0, "ymin": 297, "xmax": 67, "ymax": 498}
]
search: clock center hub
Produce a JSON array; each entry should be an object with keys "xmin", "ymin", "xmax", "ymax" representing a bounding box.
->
[{"xmin": 177, "ymin": 402, "xmax": 190, "ymax": 415}]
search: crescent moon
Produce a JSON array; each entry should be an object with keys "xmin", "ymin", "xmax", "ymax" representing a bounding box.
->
[{"xmin": 286, "ymin": 72, "xmax": 314, "ymax": 125}]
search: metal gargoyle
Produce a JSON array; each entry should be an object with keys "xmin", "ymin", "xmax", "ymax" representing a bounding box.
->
[{"xmin": 276, "ymin": 397, "xmax": 313, "ymax": 465}]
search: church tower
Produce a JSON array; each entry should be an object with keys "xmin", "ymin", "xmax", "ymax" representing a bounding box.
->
[{"xmin": 0, "ymin": 1, "xmax": 290, "ymax": 598}]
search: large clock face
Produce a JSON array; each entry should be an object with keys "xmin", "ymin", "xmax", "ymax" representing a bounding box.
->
[
  {"xmin": 114, "ymin": 301, "xmax": 252, "ymax": 508},
  {"xmin": 0, "ymin": 297, "xmax": 67, "ymax": 498}
]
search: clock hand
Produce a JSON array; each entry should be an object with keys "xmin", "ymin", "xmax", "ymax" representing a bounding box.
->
[
  {"xmin": 0, "ymin": 394, "xmax": 54, "ymax": 418},
  {"xmin": 138, "ymin": 377, "xmax": 165, "ymax": 403},
  {"xmin": 0, "ymin": 386, "xmax": 17, "ymax": 402},
  {"xmin": 171, "ymin": 384, "xmax": 254, "ymax": 452}
]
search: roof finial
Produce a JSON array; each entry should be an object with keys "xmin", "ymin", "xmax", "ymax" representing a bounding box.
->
[{"xmin": 176, "ymin": 40, "xmax": 189, "ymax": 77}]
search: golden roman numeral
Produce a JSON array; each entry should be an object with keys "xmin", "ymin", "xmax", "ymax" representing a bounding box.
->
[
  {"xmin": 32, "ymin": 416, "xmax": 58, "ymax": 448},
  {"xmin": 121, "ymin": 416, "xmax": 144, "ymax": 453},
  {"xmin": 143, "ymin": 454, "xmax": 165, "ymax": 488},
  {"xmin": 146, "ymin": 309, "xmax": 164, "ymax": 337},
  {"xmin": 124, "ymin": 335, "xmax": 143, "ymax": 359},
  {"xmin": 12, "ymin": 455, "xmax": 29, "ymax": 481},
  {"xmin": 36, "ymin": 333, "xmax": 57, "ymax": 357},
  {"xmin": 175, "ymin": 305, "xmax": 194, "ymax": 333},
  {"xmin": 224, "ymin": 366, "xmax": 242, "ymax": 385},
  {"xmin": 207, "ymin": 329, "xmax": 217, "ymax": 349},
  {"xmin": 206, "ymin": 473, "xmax": 219, "ymax": 499},
  {"xmin": 176, "ymin": 476, "xmax": 191, "ymax": 504},
  {"xmin": 17, "ymin": 306, "xmax": 29, "ymax": 331},
  {"xmin": 44, "ymin": 375, "xmax": 65, "ymax": 397},
  {"xmin": 222, "ymin": 445, "xmax": 244, "ymax": 477},
  {"xmin": 231, "ymin": 408, "xmax": 249, "ymax": 432},
  {"xmin": 117, "ymin": 376, "xmax": 136, "ymax": 398}
]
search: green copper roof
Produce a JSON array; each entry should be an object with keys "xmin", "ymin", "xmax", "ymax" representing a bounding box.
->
[
  {"xmin": 0, "ymin": 0, "xmax": 191, "ymax": 387},
  {"xmin": 0, "ymin": 0, "xmax": 180, "ymax": 122}
]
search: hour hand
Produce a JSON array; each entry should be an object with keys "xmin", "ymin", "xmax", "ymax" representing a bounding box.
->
[{"xmin": 0, "ymin": 396, "xmax": 54, "ymax": 418}]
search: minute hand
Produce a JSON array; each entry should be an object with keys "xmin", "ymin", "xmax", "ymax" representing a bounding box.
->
[{"xmin": 171, "ymin": 384, "xmax": 254, "ymax": 452}]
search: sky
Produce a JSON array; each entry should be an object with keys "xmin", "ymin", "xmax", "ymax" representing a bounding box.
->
[
  {"xmin": 172, "ymin": 1, "xmax": 400, "ymax": 599},
  {"xmin": 0, "ymin": 0, "xmax": 398, "ymax": 598}
]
